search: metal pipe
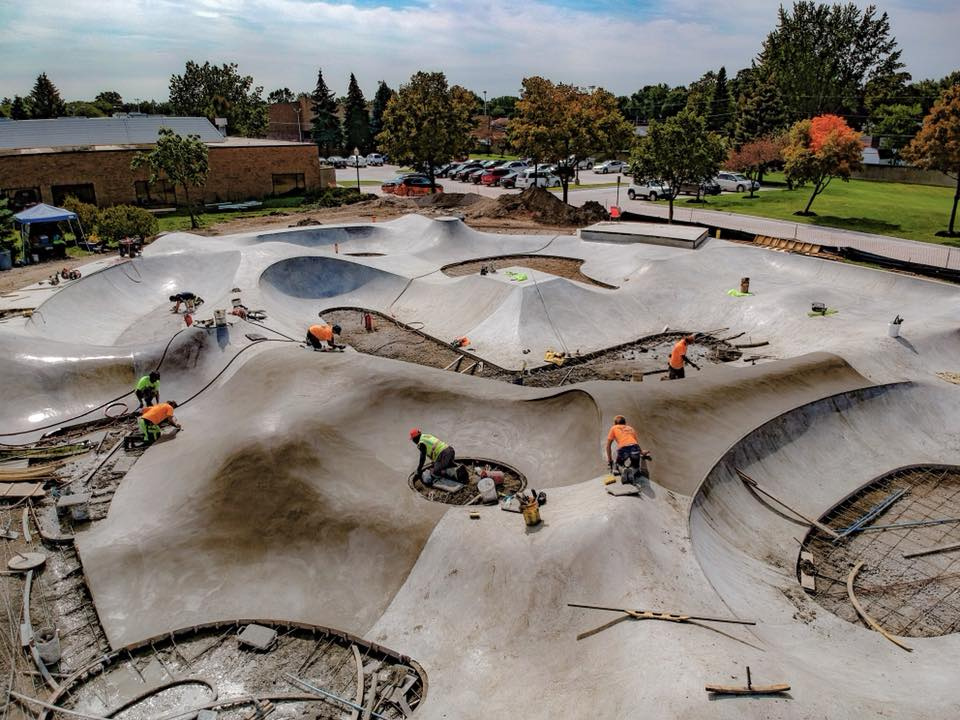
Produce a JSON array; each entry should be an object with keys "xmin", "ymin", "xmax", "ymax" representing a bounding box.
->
[{"xmin": 283, "ymin": 672, "xmax": 389, "ymax": 720}]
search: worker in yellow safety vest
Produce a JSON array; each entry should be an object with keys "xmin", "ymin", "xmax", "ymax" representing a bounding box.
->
[{"xmin": 410, "ymin": 428, "xmax": 468, "ymax": 486}]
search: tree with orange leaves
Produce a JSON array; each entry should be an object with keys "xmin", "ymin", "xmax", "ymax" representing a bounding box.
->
[
  {"xmin": 727, "ymin": 135, "xmax": 786, "ymax": 198},
  {"xmin": 903, "ymin": 84, "xmax": 960, "ymax": 237},
  {"xmin": 783, "ymin": 114, "xmax": 863, "ymax": 215}
]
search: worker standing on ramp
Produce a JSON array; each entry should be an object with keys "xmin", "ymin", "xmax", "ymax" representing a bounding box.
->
[
  {"xmin": 135, "ymin": 371, "xmax": 161, "ymax": 408},
  {"xmin": 668, "ymin": 334, "xmax": 700, "ymax": 380},
  {"xmin": 125, "ymin": 401, "xmax": 182, "ymax": 449},
  {"xmin": 410, "ymin": 429, "xmax": 468, "ymax": 485},
  {"xmin": 306, "ymin": 323, "xmax": 344, "ymax": 351},
  {"xmin": 605, "ymin": 415, "xmax": 650, "ymax": 479}
]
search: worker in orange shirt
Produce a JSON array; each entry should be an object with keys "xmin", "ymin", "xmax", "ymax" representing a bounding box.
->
[
  {"xmin": 605, "ymin": 415, "xmax": 650, "ymax": 479},
  {"xmin": 667, "ymin": 334, "xmax": 700, "ymax": 380},
  {"xmin": 306, "ymin": 323, "xmax": 344, "ymax": 351},
  {"xmin": 124, "ymin": 401, "xmax": 182, "ymax": 449}
]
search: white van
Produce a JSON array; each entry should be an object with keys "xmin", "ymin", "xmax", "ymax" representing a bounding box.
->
[
  {"xmin": 515, "ymin": 168, "xmax": 560, "ymax": 189},
  {"xmin": 366, "ymin": 153, "xmax": 385, "ymax": 166}
]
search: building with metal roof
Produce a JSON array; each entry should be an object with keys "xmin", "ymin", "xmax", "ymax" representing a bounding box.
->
[{"xmin": 0, "ymin": 116, "xmax": 227, "ymax": 150}]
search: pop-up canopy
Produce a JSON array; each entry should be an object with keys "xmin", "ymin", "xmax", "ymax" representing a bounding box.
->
[{"xmin": 12, "ymin": 203, "xmax": 84, "ymax": 262}]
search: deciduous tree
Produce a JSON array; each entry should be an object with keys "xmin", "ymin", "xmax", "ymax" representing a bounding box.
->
[
  {"xmin": 757, "ymin": 2, "xmax": 904, "ymax": 122},
  {"xmin": 629, "ymin": 108, "xmax": 727, "ymax": 222},
  {"xmin": 727, "ymin": 135, "xmax": 786, "ymax": 197},
  {"xmin": 903, "ymin": 85, "xmax": 960, "ymax": 236},
  {"xmin": 867, "ymin": 103, "xmax": 922, "ymax": 164},
  {"xmin": 783, "ymin": 114, "xmax": 863, "ymax": 215},
  {"xmin": 131, "ymin": 128, "xmax": 210, "ymax": 229},
  {"xmin": 169, "ymin": 61, "xmax": 268, "ymax": 137},
  {"xmin": 309, "ymin": 69, "xmax": 342, "ymax": 157},
  {"xmin": 377, "ymin": 71, "xmax": 474, "ymax": 193},
  {"xmin": 267, "ymin": 88, "xmax": 295, "ymax": 104},
  {"xmin": 510, "ymin": 77, "xmax": 633, "ymax": 202},
  {"xmin": 343, "ymin": 73, "xmax": 372, "ymax": 155},
  {"xmin": 97, "ymin": 205, "xmax": 159, "ymax": 243},
  {"xmin": 94, "ymin": 91, "xmax": 122, "ymax": 114},
  {"xmin": 29, "ymin": 73, "xmax": 65, "ymax": 119}
]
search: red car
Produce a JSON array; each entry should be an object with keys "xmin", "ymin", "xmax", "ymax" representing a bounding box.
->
[
  {"xmin": 382, "ymin": 176, "xmax": 443, "ymax": 197},
  {"xmin": 480, "ymin": 168, "xmax": 513, "ymax": 186}
]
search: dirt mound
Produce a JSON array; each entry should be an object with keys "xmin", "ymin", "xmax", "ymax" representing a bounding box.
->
[
  {"xmin": 413, "ymin": 192, "xmax": 484, "ymax": 209},
  {"xmin": 465, "ymin": 187, "xmax": 609, "ymax": 226}
]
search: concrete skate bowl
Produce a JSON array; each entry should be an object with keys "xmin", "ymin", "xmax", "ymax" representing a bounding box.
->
[
  {"xmin": 38, "ymin": 619, "xmax": 426, "ymax": 720},
  {"xmin": 408, "ymin": 458, "xmax": 527, "ymax": 504},
  {"xmin": 689, "ymin": 381, "xmax": 960, "ymax": 691},
  {"xmin": 258, "ymin": 255, "xmax": 408, "ymax": 323},
  {"xmin": 253, "ymin": 223, "xmax": 382, "ymax": 248},
  {"xmin": 25, "ymin": 251, "xmax": 242, "ymax": 345},
  {"xmin": 441, "ymin": 254, "xmax": 618, "ymax": 289}
]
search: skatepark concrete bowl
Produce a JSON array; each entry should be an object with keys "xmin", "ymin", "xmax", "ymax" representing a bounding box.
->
[{"xmin": 4, "ymin": 214, "xmax": 960, "ymax": 718}]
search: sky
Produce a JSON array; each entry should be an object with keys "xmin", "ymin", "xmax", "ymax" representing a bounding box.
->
[{"xmin": 0, "ymin": 0, "xmax": 958, "ymax": 102}]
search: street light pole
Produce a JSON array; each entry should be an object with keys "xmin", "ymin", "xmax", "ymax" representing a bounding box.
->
[
  {"xmin": 354, "ymin": 146, "xmax": 361, "ymax": 192},
  {"xmin": 482, "ymin": 90, "xmax": 489, "ymax": 152},
  {"xmin": 295, "ymin": 104, "xmax": 302, "ymax": 142}
]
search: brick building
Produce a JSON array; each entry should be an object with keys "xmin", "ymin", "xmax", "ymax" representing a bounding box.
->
[
  {"xmin": 267, "ymin": 99, "xmax": 314, "ymax": 142},
  {"xmin": 0, "ymin": 116, "xmax": 334, "ymax": 209}
]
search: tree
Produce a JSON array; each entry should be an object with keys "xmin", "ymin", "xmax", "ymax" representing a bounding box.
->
[
  {"xmin": 377, "ymin": 71, "xmax": 474, "ymax": 193},
  {"xmin": 757, "ymin": 2, "xmax": 904, "ymax": 122},
  {"xmin": 309, "ymin": 69, "xmax": 342, "ymax": 157},
  {"xmin": 488, "ymin": 95, "xmax": 518, "ymax": 118},
  {"xmin": 903, "ymin": 85, "xmax": 960, "ymax": 236},
  {"xmin": 131, "ymin": 128, "xmax": 210, "ymax": 229},
  {"xmin": 711, "ymin": 67, "xmax": 733, "ymax": 135},
  {"xmin": 369, "ymin": 81, "xmax": 395, "ymax": 144},
  {"xmin": 10, "ymin": 96, "xmax": 31, "ymax": 120},
  {"xmin": 629, "ymin": 108, "xmax": 727, "ymax": 222},
  {"xmin": 97, "ymin": 205, "xmax": 159, "ymax": 243},
  {"xmin": 61, "ymin": 196, "xmax": 100, "ymax": 236},
  {"xmin": 783, "ymin": 114, "xmax": 863, "ymax": 215},
  {"xmin": 867, "ymin": 103, "xmax": 922, "ymax": 164},
  {"xmin": 343, "ymin": 73, "xmax": 372, "ymax": 154},
  {"xmin": 734, "ymin": 72, "xmax": 788, "ymax": 147},
  {"xmin": 727, "ymin": 135, "xmax": 786, "ymax": 197},
  {"xmin": 168, "ymin": 61, "xmax": 268, "ymax": 137},
  {"xmin": 510, "ymin": 77, "xmax": 633, "ymax": 202},
  {"xmin": 65, "ymin": 101, "xmax": 106, "ymax": 118},
  {"xmin": 267, "ymin": 88, "xmax": 295, "ymax": 104},
  {"xmin": 29, "ymin": 72, "xmax": 65, "ymax": 119},
  {"xmin": 685, "ymin": 71, "xmax": 716, "ymax": 120},
  {"xmin": 94, "ymin": 91, "xmax": 123, "ymax": 114}
]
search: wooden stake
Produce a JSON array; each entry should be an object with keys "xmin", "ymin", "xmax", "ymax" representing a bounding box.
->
[{"xmin": 736, "ymin": 468, "xmax": 840, "ymax": 539}]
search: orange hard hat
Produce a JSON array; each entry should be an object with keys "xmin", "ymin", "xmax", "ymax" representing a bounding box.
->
[{"xmin": 409, "ymin": 428, "xmax": 421, "ymax": 439}]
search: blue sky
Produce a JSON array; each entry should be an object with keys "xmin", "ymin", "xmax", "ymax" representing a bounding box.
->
[{"xmin": 0, "ymin": 1, "xmax": 957, "ymax": 101}]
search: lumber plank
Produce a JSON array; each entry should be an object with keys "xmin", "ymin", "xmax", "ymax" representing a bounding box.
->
[
  {"xmin": 705, "ymin": 683, "xmax": 790, "ymax": 695},
  {"xmin": 846, "ymin": 561, "xmax": 912, "ymax": 652},
  {"xmin": 736, "ymin": 468, "xmax": 840, "ymax": 539}
]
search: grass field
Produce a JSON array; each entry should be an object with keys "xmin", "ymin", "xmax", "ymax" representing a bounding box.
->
[
  {"xmin": 156, "ymin": 196, "xmax": 305, "ymax": 233},
  {"xmin": 679, "ymin": 174, "xmax": 957, "ymax": 244}
]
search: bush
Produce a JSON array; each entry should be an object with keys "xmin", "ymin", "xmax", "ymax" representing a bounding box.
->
[
  {"xmin": 303, "ymin": 186, "xmax": 376, "ymax": 208},
  {"xmin": 61, "ymin": 195, "xmax": 100, "ymax": 236},
  {"xmin": 97, "ymin": 205, "xmax": 159, "ymax": 243}
]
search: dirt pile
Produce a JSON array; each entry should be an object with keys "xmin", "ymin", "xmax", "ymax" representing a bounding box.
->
[
  {"xmin": 413, "ymin": 192, "xmax": 484, "ymax": 209},
  {"xmin": 465, "ymin": 187, "xmax": 609, "ymax": 226}
]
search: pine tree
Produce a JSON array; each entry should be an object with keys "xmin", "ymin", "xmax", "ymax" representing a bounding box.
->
[
  {"xmin": 710, "ymin": 66, "xmax": 733, "ymax": 135},
  {"xmin": 11, "ymin": 95, "xmax": 30, "ymax": 120},
  {"xmin": 734, "ymin": 74, "xmax": 787, "ymax": 148},
  {"xmin": 343, "ymin": 73, "xmax": 372, "ymax": 155},
  {"xmin": 369, "ymin": 81, "xmax": 395, "ymax": 144},
  {"xmin": 309, "ymin": 69, "xmax": 342, "ymax": 156},
  {"xmin": 29, "ymin": 73, "xmax": 65, "ymax": 119}
]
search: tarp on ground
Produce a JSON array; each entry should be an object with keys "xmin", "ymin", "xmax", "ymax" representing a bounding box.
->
[{"xmin": 13, "ymin": 203, "xmax": 78, "ymax": 225}]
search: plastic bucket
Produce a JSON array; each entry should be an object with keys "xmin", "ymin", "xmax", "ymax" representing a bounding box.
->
[
  {"xmin": 35, "ymin": 628, "xmax": 61, "ymax": 665},
  {"xmin": 478, "ymin": 477, "xmax": 497, "ymax": 503},
  {"xmin": 888, "ymin": 322, "xmax": 901, "ymax": 338},
  {"xmin": 521, "ymin": 497, "xmax": 541, "ymax": 526},
  {"xmin": 0, "ymin": 250, "xmax": 11, "ymax": 271}
]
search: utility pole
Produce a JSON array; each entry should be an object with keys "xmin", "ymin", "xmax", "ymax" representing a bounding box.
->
[{"xmin": 483, "ymin": 90, "xmax": 489, "ymax": 151}]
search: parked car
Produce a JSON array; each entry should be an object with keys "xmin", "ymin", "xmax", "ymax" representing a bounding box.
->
[
  {"xmin": 435, "ymin": 163, "xmax": 458, "ymax": 178},
  {"xmin": 499, "ymin": 171, "xmax": 521, "ymax": 189},
  {"xmin": 515, "ymin": 169, "xmax": 560, "ymax": 189},
  {"xmin": 576, "ymin": 157, "xmax": 596, "ymax": 170},
  {"xmin": 465, "ymin": 167, "xmax": 487, "ymax": 184},
  {"xmin": 480, "ymin": 168, "xmax": 514, "ymax": 186},
  {"xmin": 393, "ymin": 176, "xmax": 443, "ymax": 197},
  {"xmin": 380, "ymin": 173, "xmax": 428, "ymax": 194},
  {"xmin": 678, "ymin": 178, "xmax": 722, "ymax": 196},
  {"xmin": 327, "ymin": 156, "xmax": 347, "ymax": 169},
  {"xmin": 366, "ymin": 153, "xmax": 385, "ymax": 166},
  {"xmin": 452, "ymin": 162, "xmax": 484, "ymax": 180},
  {"xmin": 627, "ymin": 180, "xmax": 670, "ymax": 200},
  {"xmin": 498, "ymin": 160, "xmax": 528, "ymax": 171},
  {"xmin": 715, "ymin": 172, "xmax": 759, "ymax": 192},
  {"xmin": 346, "ymin": 155, "xmax": 367, "ymax": 168},
  {"xmin": 594, "ymin": 160, "xmax": 628, "ymax": 174}
]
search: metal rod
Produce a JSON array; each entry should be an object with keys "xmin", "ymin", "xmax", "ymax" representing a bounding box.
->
[
  {"xmin": 857, "ymin": 517, "xmax": 960, "ymax": 532},
  {"xmin": 283, "ymin": 672, "xmax": 389, "ymax": 720},
  {"xmin": 567, "ymin": 603, "xmax": 755, "ymax": 625},
  {"xmin": 836, "ymin": 488, "xmax": 907, "ymax": 538},
  {"xmin": 903, "ymin": 541, "xmax": 960, "ymax": 560}
]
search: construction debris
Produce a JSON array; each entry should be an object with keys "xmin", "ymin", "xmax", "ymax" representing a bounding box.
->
[{"xmin": 706, "ymin": 666, "xmax": 790, "ymax": 696}]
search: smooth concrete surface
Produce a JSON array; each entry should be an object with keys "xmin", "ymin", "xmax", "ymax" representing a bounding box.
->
[
  {"xmin": 2, "ymin": 213, "xmax": 960, "ymax": 717},
  {"xmin": 580, "ymin": 220, "xmax": 708, "ymax": 248}
]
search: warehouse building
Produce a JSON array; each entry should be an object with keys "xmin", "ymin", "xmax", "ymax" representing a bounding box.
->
[{"xmin": 0, "ymin": 116, "xmax": 333, "ymax": 210}]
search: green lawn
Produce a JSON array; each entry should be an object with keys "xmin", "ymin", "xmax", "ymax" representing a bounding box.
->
[
  {"xmin": 156, "ymin": 196, "xmax": 307, "ymax": 233},
  {"xmin": 672, "ymin": 174, "xmax": 957, "ymax": 244}
]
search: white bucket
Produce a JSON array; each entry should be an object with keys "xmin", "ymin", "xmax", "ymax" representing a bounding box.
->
[
  {"xmin": 214, "ymin": 309, "xmax": 227, "ymax": 327},
  {"xmin": 35, "ymin": 628, "xmax": 61, "ymax": 665},
  {"xmin": 888, "ymin": 322, "xmax": 901, "ymax": 338},
  {"xmin": 478, "ymin": 477, "xmax": 497, "ymax": 503}
]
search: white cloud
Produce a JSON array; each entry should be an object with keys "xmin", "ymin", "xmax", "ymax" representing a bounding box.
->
[{"xmin": 0, "ymin": 0, "xmax": 956, "ymax": 101}]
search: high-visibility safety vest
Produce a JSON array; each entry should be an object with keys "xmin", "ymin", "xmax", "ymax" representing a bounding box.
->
[
  {"xmin": 136, "ymin": 375, "xmax": 159, "ymax": 392},
  {"xmin": 142, "ymin": 403, "xmax": 175, "ymax": 424},
  {"xmin": 669, "ymin": 339, "xmax": 687, "ymax": 369},
  {"xmin": 418, "ymin": 433, "xmax": 448, "ymax": 461},
  {"xmin": 309, "ymin": 324, "xmax": 333, "ymax": 342}
]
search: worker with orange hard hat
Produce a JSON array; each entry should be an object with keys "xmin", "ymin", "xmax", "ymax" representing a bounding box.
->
[{"xmin": 410, "ymin": 428, "xmax": 468, "ymax": 486}]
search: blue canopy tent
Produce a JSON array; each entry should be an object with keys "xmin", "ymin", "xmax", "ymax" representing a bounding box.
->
[{"xmin": 13, "ymin": 203, "xmax": 85, "ymax": 264}]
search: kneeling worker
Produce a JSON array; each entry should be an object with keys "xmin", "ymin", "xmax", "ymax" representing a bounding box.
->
[
  {"xmin": 135, "ymin": 371, "xmax": 161, "ymax": 408},
  {"xmin": 606, "ymin": 415, "xmax": 650, "ymax": 474},
  {"xmin": 306, "ymin": 323, "xmax": 343, "ymax": 351},
  {"xmin": 668, "ymin": 334, "xmax": 700, "ymax": 380},
  {"xmin": 170, "ymin": 292, "xmax": 203, "ymax": 313},
  {"xmin": 410, "ymin": 428, "xmax": 468, "ymax": 485},
  {"xmin": 125, "ymin": 401, "xmax": 182, "ymax": 449}
]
